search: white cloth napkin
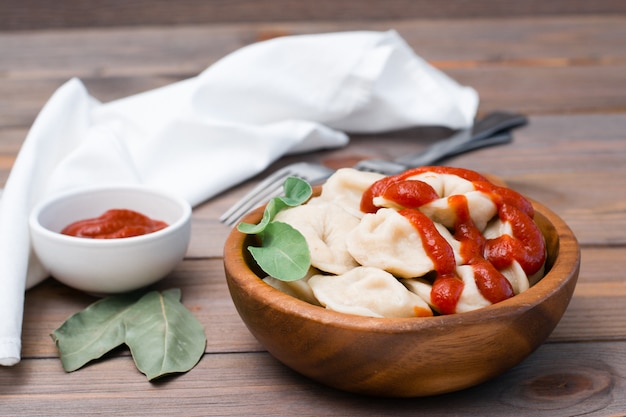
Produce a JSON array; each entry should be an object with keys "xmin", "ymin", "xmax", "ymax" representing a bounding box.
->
[{"xmin": 0, "ymin": 29, "xmax": 478, "ymax": 365}]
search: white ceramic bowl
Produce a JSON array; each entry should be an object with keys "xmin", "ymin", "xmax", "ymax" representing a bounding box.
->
[{"xmin": 29, "ymin": 185, "xmax": 192, "ymax": 294}]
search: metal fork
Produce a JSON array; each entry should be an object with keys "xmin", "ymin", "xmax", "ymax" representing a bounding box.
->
[{"xmin": 220, "ymin": 111, "xmax": 527, "ymax": 226}]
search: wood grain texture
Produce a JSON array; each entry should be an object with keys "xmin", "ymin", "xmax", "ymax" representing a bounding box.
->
[
  {"xmin": 20, "ymin": 259, "xmax": 261, "ymax": 359},
  {"xmin": 1, "ymin": 9, "xmax": 625, "ymax": 416},
  {"xmin": 2, "ymin": 16, "xmax": 626, "ymax": 127},
  {"xmin": 3, "ymin": 0, "xmax": 626, "ymax": 31},
  {"xmin": 1, "ymin": 343, "xmax": 625, "ymax": 416}
]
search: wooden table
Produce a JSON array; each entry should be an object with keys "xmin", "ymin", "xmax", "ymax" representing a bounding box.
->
[{"xmin": 2, "ymin": 6, "xmax": 626, "ymax": 416}]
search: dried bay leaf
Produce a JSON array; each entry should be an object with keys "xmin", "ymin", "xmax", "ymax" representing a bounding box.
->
[
  {"xmin": 50, "ymin": 291, "xmax": 141, "ymax": 372},
  {"xmin": 51, "ymin": 288, "xmax": 206, "ymax": 380},
  {"xmin": 124, "ymin": 289, "xmax": 206, "ymax": 380}
]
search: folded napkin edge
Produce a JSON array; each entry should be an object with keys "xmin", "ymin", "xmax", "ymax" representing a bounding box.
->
[{"xmin": 0, "ymin": 338, "xmax": 21, "ymax": 366}]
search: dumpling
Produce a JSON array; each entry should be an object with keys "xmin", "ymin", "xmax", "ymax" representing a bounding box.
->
[
  {"xmin": 406, "ymin": 172, "xmax": 476, "ymax": 197},
  {"xmin": 454, "ymin": 265, "xmax": 494, "ymax": 313},
  {"xmin": 274, "ymin": 201, "xmax": 360, "ymax": 275},
  {"xmin": 346, "ymin": 208, "xmax": 433, "ymax": 278},
  {"xmin": 309, "ymin": 266, "xmax": 433, "ymax": 318},
  {"xmin": 402, "ymin": 264, "xmax": 492, "ymax": 314},
  {"xmin": 315, "ymin": 168, "xmax": 385, "ymax": 218},
  {"xmin": 499, "ymin": 260, "xmax": 530, "ymax": 294},
  {"xmin": 483, "ymin": 216, "xmax": 512, "ymax": 239},
  {"xmin": 263, "ymin": 268, "xmax": 321, "ymax": 305},
  {"xmin": 367, "ymin": 170, "xmax": 497, "ymax": 231},
  {"xmin": 418, "ymin": 191, "xmax": 497, "ymax": 231},
  {"xmin": 399, "ymin": 277, "xmax": 432, "ymax": 305},
  {"xmin": 483, "ymin": 210, "xmax": 547, "ymax": 277},
  {"xmin": 346, "ymin": 208, "xmax": 462, "ymax": 278}
]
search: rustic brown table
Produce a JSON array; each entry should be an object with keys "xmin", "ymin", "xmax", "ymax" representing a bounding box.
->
[{"xmin": 1, "ymin": 4, "xmax": 626, "ymax": 416}]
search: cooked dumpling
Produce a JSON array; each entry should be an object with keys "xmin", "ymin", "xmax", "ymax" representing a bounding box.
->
[
  {"xmin": 369, "ymin": 171, "xmax": 497, "ymax": 231},
  {"xmin": 402, "ymin": 264, "xmax": 492, "ymax": 314},
  {"xmin": 418, "ymin": 191, "xmax": 497, "ymax": 231},
  {"xmin": 346, "ymin": 208, "xmax": 462, "ymax": 278},
  {"xmin": 346, "ymin": 208, "xmax": 433, "ymax": 278},
  {"xmin": 399, "ymin": 277, "xmax": 432, "ymax": 305},
  {"xmin": 454, "ymin": 265, "xmax": 494, "ymax": 313},
  {"xmin": 309, "ymin": 266, "xmax": 433, "ymax": 318},
  {"xmin": 483, "ymin": 211, "xmax": 547, "ymax": 278},
  {"xmin": 406, "ymin": 172, "xmax": 475, "ymax": 197},
  {"xmin": 483, "ymin": 216, "xmax": 512, "ymax": 239},
  {"xmin": 315, "ymin": 168, "xmax": 385, "ymax": 218},
  {"xmin": 499, "ymin": 260, "xmax": 530, "ymax": 294},
  {"xmin": 263, "ymin": 268, "xmax": 321, "ymax": 305},
  {"xmin": 435, "ymin": 223, "xmax": 463, "ymax": 265},
  {"xmin": 274, "ymin": 201, "xmax": 360, "ymax": 274}
]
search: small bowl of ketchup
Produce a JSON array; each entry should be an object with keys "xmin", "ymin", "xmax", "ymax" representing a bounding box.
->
[{"xmin": 29, "ymin": 185, "xmax": 191, "ymax": 294}]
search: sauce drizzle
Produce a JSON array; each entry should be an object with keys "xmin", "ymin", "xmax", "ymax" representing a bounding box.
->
[{"xmin": 361, "ymin": 166, "xmax": 545, "ymax": 313}]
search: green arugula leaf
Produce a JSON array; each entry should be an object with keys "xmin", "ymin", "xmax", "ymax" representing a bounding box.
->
[
  {"xmin": 51, "ymin": 289, "xmax": 206, "ymax": 381},
  {"xmin": 280, "ymin": 176, "xmax": 313, "ymax": 206},
  {"xmin": 236, "ymin": 177, "xmax": 312, "ymax": 281},
  {"xmin": 236, "ymin": 197, "xmax": 288, "ymax": 234},
  {"xmin": 248, "ymin": 221, "xmax": 311, "ymax": 281},
  {"xmin": 237, "ymin": 177, "xmax": 312, "ymax": 235}
]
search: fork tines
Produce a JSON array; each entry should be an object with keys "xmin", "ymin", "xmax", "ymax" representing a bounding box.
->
[
  {"xmin": 219, "ymin": 169, "xmax": 293, "ymax": 226},
  {"xmin": 220, "ymin": 162, "xmax": 336, "ymax": 226}
]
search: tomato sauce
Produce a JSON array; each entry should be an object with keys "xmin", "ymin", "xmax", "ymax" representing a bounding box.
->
[
  {"xmin": 361, "ymin": 166, "xmax": 545, "ymax": 313},
  {"xmin": 61, "ymin": 209, "xmax": 168, "ymax": 239}
]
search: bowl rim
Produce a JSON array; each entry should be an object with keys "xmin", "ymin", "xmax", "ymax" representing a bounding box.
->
[
  {"xmin": 29, "ymin": 184, "xmax": 192, "ymax": 247},
  {"xmin": 224, "ymin": 196, "xmax": 580, "ymax": 332}
]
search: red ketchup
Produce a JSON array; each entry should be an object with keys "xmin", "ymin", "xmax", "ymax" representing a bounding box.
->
[
  {"xmin": 61, "ymin": 209, "xmax": 168, "ymax": 239},
  {"xmin": 361, "ymin": 166, "xmax": 546, "ymax": 314}
]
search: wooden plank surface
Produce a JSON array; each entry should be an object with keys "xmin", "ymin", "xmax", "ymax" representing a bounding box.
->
[
  {"xmin": 1, "ymin": 12, "xmax": 626, "ymax": 417},
  {"xmin": 2, "ymin": 343, "xmax": 625, "ymax": 416},
  {"xmin": 3, "ymin": 0, "xmax": 626, "ymax": 31},
  {"xmin": 2, "ymin": 15, "xmax": 626, "ymax": 184},
  {"xmin": 3, "ymin": 16, "xmax": 626, "ymax": 125}
]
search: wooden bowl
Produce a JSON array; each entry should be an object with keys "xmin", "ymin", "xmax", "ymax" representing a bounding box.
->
[{"xmin": 223, "ymin": 195, "xmax": 580, "ymax": 397}]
